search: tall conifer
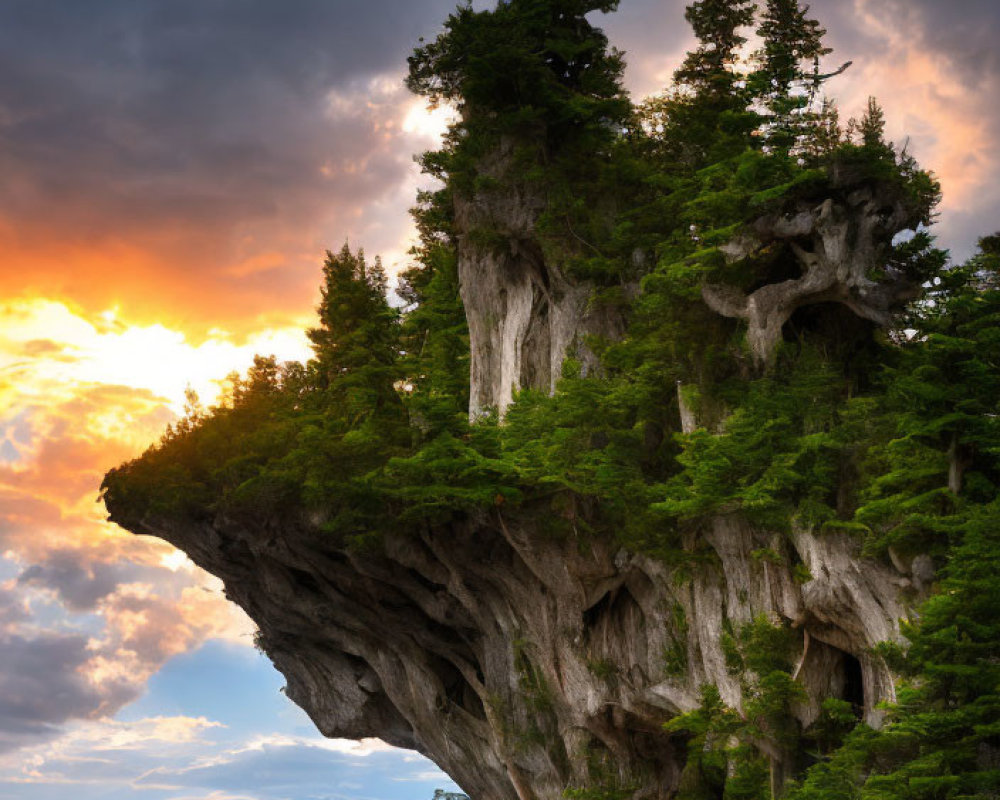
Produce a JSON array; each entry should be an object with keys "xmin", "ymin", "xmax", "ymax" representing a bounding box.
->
[
  {"xmin": 754, "ymin": 0, "xmax": 833, "ymax": 154},
  {"xmin": 308, "ymin": 244, "xmax": 402, "ymax": 424},
  {"xmin": 674, "ymin": 0, "xmax": 755, "ymax": 102}
]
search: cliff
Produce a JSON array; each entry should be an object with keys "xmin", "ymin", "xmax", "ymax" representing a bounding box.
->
[
  {"xmin": 109, "ymin": 495, "xmax": 923, "ymax": 800},
  {"xmin": 453, "ymin": 139, "xmax": 629, "ymax": 419},
  {"xmin": 101, "ymin": 3, "xmax": 968, "ymax": 798},
  {"xmin": 102, "ymin": 162, "xmax": 934, "ymax": 800}
]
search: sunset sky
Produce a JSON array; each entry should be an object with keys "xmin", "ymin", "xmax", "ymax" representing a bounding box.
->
[{"xmin": 1, "ymin": 1, "xmax": 997, "ymax": 798}]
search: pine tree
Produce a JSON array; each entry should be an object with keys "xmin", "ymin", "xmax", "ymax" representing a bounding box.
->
[
  {"xmin": 655, "ymin": 0, "xmax": 758, "ymax": 165},
  {"xmin": 857, "ymin": 235, "xmax": 1000, "ymax": 555},
  {"xmin": 754, "ymin": 0, "xmax": 834, "ymax": 154},
  {"xmin": 674, "ymin": 0, "xmax": 755, "ymax": 102},
  {"xmin": 397, "ymin": 241, "xmax": 470, "ymax": 438},
  {"xmin": 862, "ymin": 509, "xmax": 1000, "ymax": 799},
  {"xmin": 858, "ymin": 97, "xmax": 887, "ymax": 150},
  {"xmin": 307, "ymin": 243, "xmax": 403, "ymax": 425},
  {"xmin": 792, "ymin": 504, "xmax": 1000, "ymax": 800}
]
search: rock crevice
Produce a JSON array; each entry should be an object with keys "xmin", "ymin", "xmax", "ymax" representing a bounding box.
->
[
  {"xmin": 453, "ymin": 142, "xmax": 626, "ymax": 418},
  {"xmin": 703, "ymin": 173, "xmax": 925, "ymax": 366}
]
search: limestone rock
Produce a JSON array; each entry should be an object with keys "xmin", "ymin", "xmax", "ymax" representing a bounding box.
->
[
  {"xmin": 113, "ymin": 505, "xmax": 914, "ymax": 800},
  {"xmin": 453, "ymin": 140, "xmax": 627, "ymax": 418},
  {"xmin": 702, "ymin": 170, "xmax": 926, "ymax": 367}
]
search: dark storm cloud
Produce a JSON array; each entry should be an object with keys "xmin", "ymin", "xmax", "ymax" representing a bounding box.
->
[
  {"xmin": 820, "ymin": 0, "xmax": 1000, "ymax": 257},
  {"xmin": 17, "ymin": 549, "xmax": 155, "ymax": 611},
  {"xmin": 815, "ymin": 0, "xmax": 1000, "ymax": 84},
  {"xmin": 0, "ymin": 0, "xmax": 459, "ymax": 328},
  {"xmin": 0, "ymin": 631, "xmax": 140, "ymax": 753},
  {"xmin": 0, "ymin": 1, "xmax": 430, "ymax": 208},
  {"xmin": 890, "ymin": 0, "xmax": 1000, "ymax": 80}
]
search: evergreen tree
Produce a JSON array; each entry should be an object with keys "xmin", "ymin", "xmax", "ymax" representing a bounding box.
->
[
  {"xmin": 754, "ymin": 0, "xmax": 834, "ymax": 154},
  {"xmin": 407, "ymin": 0, "xmax": 632, "ymax": 279},
  {"xmin": 406, "ymin": 0, "xmax": 627, "ymax": 169},
  {"xmin": 857, "ymin": 236, "xmax": 1000, "ymax": 555},
  {"xmin": 792, "ymin": 505, "xmax": 1000, "ymax": 800},
  {"xmin": 307, "ymin": 244, "xmax": 403, "ymax": 425},
  {"xmin": 654, "ymin": 0, "xmax": 758, "ymax": 166},
  {"xmin": 858, "ymin": 97, "xmax": 887, "ymax": 150},
  {"xmin": 397, "ymin": 242, "xmax": 470, "ymax": 439},
  {"xmin": 674, "ymin": 0, "xmax": 755, "ymax": 102},
  {"xmin": 864, "ymin": 508, "xmax": 1000, "ymax": 799}
]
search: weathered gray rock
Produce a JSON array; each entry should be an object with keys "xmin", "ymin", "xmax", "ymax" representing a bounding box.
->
[
  {"xmin": 702, "ymin": 172, "xmax": 925, "ymax": 367},
  {"xmin": 453, "ymin": 141, "xmax": 627, "ymax": 418},
  {"xmin": 119, "ymin": 505, "xmax": 913, "ymax": 800}
]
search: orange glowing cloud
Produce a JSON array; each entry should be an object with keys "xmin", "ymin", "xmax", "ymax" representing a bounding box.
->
[
  {"xmin": 0, "ymin": 293, "xmax": 272, "ymax": 743},
  {"xmin": 830, "ymin": 0, "xmax": 997, "ymax": 217},
  {"xmin": 0, "ymin": 75, "xmax": 446, "ymax": 342}
]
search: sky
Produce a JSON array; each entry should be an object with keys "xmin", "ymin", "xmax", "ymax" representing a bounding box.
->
[{"xmin": 0, "ymin": 1, "xmax": 997, "ymax": 799}]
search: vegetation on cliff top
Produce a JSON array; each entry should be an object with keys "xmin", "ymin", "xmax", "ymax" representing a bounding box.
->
[{"xmin": 102, "ymin": 1, "xmax": 1000, "ymax": 797}]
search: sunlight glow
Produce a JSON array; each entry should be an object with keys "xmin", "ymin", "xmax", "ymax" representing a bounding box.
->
[{"xmin": 0, "ymin": 298, "xmax": 312, "ymax": 414}]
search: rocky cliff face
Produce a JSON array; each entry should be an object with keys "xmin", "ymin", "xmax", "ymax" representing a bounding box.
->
[
  {"xmin": 118, "ymin": 503, "xmax": 920, "ymax": 800},
  {"xmin": 107, "ymin": 154, "xmax": 930, "ymax": 799},
  {"xmin": 702, "ymin": 164, "xmax": 926, "ymax": 367},
  {"xmin": 453, "ymin": 140, "xmax": 627, "ymax": 418}
]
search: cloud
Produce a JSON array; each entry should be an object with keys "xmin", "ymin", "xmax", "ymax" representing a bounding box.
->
[
  {"xmin": 0, "ymin": 714, "xmax": 227, "ymax": 788},
  {"xmin": 0, "ymin": 299, "xmax": 258, "ymax": 757},
  {"xmin": 0, "ymin": 631, "xmax": 120, "ymax": 753},
  {"xmin": 0, "ymin": 0, "xmax": 997, "ymax": 795},
  {"xmin": 17, "ymin": 550, "xmax": 139, "ymax": 611},
  {"xmin": 133, "ymin": 735, "xmax": 455, "ymax": 798},
  {"xmin": 0, "ymin": 565, "xmax": 252, "ymax": 756},
  {"xmin": 814, "ymin": 0, "xmax": 1000, "ymax": 259},
  {"xmin": 0, "ymin": 558, "xmax": 253, "ymax": 750},
  {"xmin": 0, "ymin": 720, "xmax": 458, "ymax": 800},
  {"xmin": 0, "ymin": 0, "xmax": 460, "ymax": 335},
  {"xmin": 601, "ymin": 0, "xmax": 1000, "ymax": 260}
]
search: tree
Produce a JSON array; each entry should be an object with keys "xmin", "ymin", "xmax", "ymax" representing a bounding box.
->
[
  {"xmin": 307, "ymin": 243, "xmax": 403, "ymax": 425},
  {"xmin": 407, "ymin": 0, "xmax": 632, "ymax": 278},
  {"xmin": 654, "ymin": 0, "xmax": 759, "ymax": 166},
  {"xmin": 675, "ymin": 0, "xmax": 756, "ymax": 102},
  {"xmin": 791, "ymin": 505, "xmax": 1000, "ymax": 800},
  {"xmin": 397, "ymin": 242, "xmax": 470, "ymax": 439},
  {"xmin": 754, "ymin": 0, "xmax": 834, "ymax": 154},
  {"xmin": 856, "ymin": 236, "xmax": 1000, "ymax": 557}
]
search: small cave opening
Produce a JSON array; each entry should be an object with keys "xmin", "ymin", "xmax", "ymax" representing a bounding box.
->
[
  {"xmin": 841, "ymin": 651, "xmax": 865, "ymax": 713},
  {"xmin": 286, "ymin": 566, "xmax": 324, "ymax": 596},
  {"xmin": 583, "ymin": 589, "xmax": 614, "ymax": 632},
  {"xmin": 798, "ymin": 637, "xmax": 867, "ymax": 721},
  {"xmin": 782, "ymin": 302, "xmax": 882, "ymax": 390},
  {"xmin": 748, "ymin": 243, "xmax": 805, "ymax": 293},
  {"xmin": 582, "ymin": 585, "xmax": 646, "ymax": 665}
]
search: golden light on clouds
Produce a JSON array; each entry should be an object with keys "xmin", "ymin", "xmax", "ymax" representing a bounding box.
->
[
  {"xmin": 0, "ymin": 298, "xmax": 311, "ymax": 416},
  {"xmin": 833, "ymin": 0, "xmax": 997, "ymax": 216},
  {"xmin": 0, "ymin": 292, "xmax": 285, "ymax": 736}
]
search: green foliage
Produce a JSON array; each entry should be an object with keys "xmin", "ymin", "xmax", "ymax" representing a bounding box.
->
[
  {"xmin": 652, "ymin": 349, "xmax": 865, "ymax": 530},
  {"xmin": 398, "ymin": 242, "xmax": 470, "ymax": 439},
  {"xmin": 668, "ymin": 620, "xmax": 809, "ymax": 799},
  {"xmin": 857, "ymin": 236, "xmax": 1000, "ymax": 557},
  {"xmin": 791, "ymin": 506, "xmax": 1000, "ymax": 800},
  {"xmin": 753, "ymin": 0, "xmax": 833, "ymax": 155},
  {"xmin": 101, "ymin": 4, "xmax": 1000, "ymax": 800},
  {"xmin": 407, "ymin": 0, "xmax": 633, "ymax": 282}
]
